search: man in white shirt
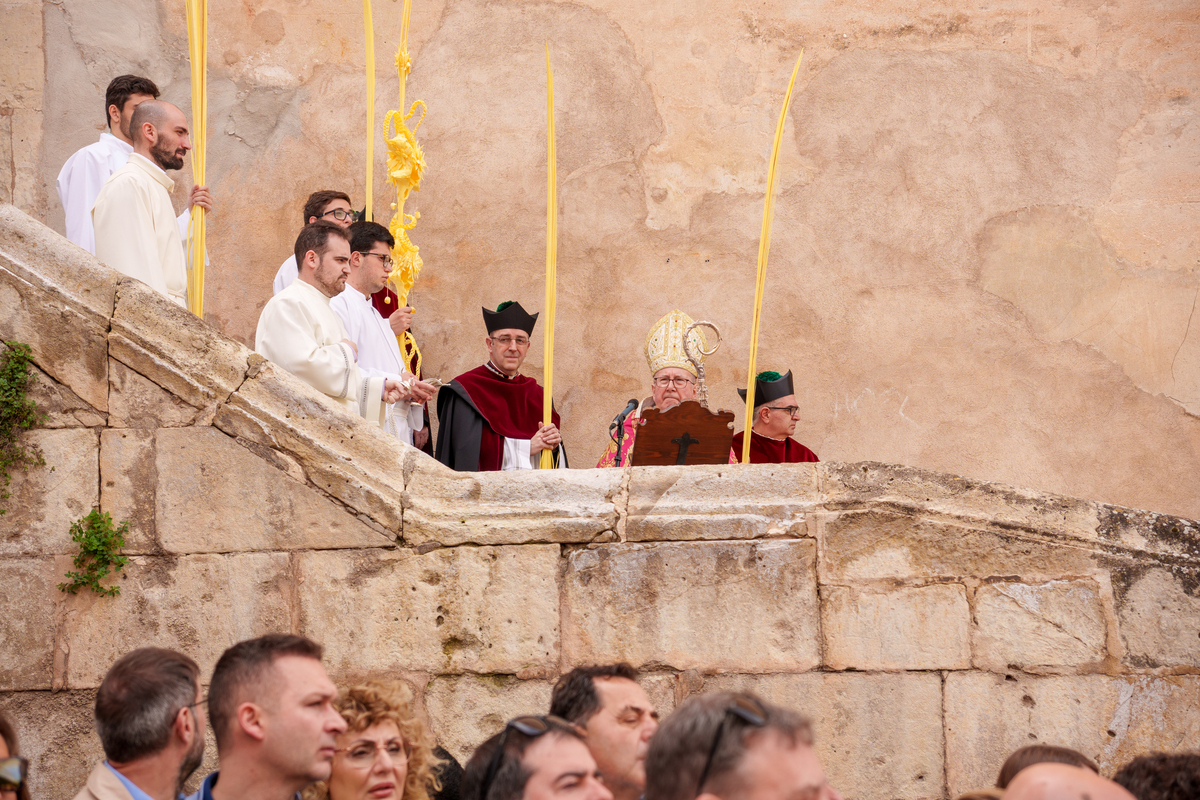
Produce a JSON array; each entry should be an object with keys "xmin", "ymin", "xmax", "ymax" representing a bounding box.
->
[
  {"xmin": 330, "ymin": 221, "xmax": 435, "ymax": 447},
  {"xmin": 92, "ymin": 101, "xmax": 198, "ymax": 307},
  {"xmin": 56, "ymin": 75, "xmax": 211, "ymax": 254},
  {"xmin": 255, "ymin": 222, "xmax": 416, "ymax": 427},
  {"xmin": 271, "ymin": 190, "xmax": 358, "ymax": 294}
]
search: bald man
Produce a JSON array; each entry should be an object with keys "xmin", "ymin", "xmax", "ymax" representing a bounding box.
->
[{"xmin": 93, "ymin": 100, "xmax": 195, "ymax": 307}]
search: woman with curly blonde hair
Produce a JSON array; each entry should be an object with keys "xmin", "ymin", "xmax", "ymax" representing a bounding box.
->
[{"xmin": 306, "ymin": 680, "xmax": 443, "ymax": 800}]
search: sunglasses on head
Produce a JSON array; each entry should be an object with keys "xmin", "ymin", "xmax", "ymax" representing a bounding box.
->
[
  {"xmin": 0, "ymin": 757, "xmax": 27, "ymax": 792},
  {"xmin": 479, "ymin": 716, "xmax": 574, "ymax": 800},
  {"xmin": 694, "ymin": 695, "xmax": 767, "ymax": 797}
]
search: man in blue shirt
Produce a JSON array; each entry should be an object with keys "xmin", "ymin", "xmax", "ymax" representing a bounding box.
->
[
  {"xmin": 72, "ymin": 648, "xmax": 206, "ymax": 800},
  {"xmin": 186, "ymin": 634, "xmax": 347, "ymax": 800}
]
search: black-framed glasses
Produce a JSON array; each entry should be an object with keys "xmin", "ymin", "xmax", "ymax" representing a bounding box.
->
[
  {"xmin": 694, "ymin": 695, "xmax": 767, "ymax": 797},
  {"xmin": 358, "ymin": 251, "xmax": 394, "ymax": 269},
  {"xmin": 764, "ymin": 405, "xmax": 801, "ymax": 417},
  {"xmin": 319, "ymin": 208, "xmax": 359, "ymax": 222},
  {"xmin": 0, "ymin": 757, "xmax": 28, "ymax": 792},
  {"xmin": 479, "ymin": 716, "xmax": 573, "ymax": 800}
]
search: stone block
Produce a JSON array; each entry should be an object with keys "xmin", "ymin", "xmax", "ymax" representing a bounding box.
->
[
  {"xmin": 402, "ymin": 457, "xmax": 619, "ymax": 546},
  {"xmin": 297, "ymin": 546, "xmax": 559, "ymax": 675},
  {"xmin": 59, "ymin": 552, "xmax": 293, "ymax": 688},
  {"xmin": 155, "ymin": 427, "xmax": 389, "ymax": 552},
  {"xmin": 0, "ymin": 689, "xmax": 101, "ymax": 800},
  {"xmin": 108, "ymin": 359, "xmax": 201, "ymax": 428},
  {"xmin": 640, "ymin": 671, "xmax": 678, "ymax": 720},
  {"xmin": 99, "ymin": 429, "xmax": 158, "ymax": 553},
  {"xmin": 423, "ymin": 675, "xmax": 554, "ymax": 765},
  {"xmin": 1096, "ymin": 507, "xmax": 1200, "ymax": 564},
  {"xmin": 213, "ymin": 360, "xmax": 405, "ymax": 532},
  {"xmin": 0, "ymin": 428, "xmax": 98, "ymax": 556},
  {"xmin": 972, "ymin": 579, "xmax": 1108, "ymax": 672},
  {"xmin": 626, "ymin": 463, "xmax": 819, "ymax": 542},
  {"xmin": 0, "ymin": 205, "xmax": 116, "ymax": 412},
  {"xmin": 108, "ymin": 278, "xmax": 251, "ymax": 412},
  {"xmin": 1116, "ymin": 568, "xmax": 1200, "ymax": 668},
  {"xmin": 823, "ymin": 462, "xmax": 1103, "ymax": 544},
  {"xmin": 701, "ymin": 672, "xmax": 945, "ymax": 800},
  {"xmin": 944, "ymin": 672, "xmax": 1200, "ymax": 796},
  {"xmin": 27, "ymin": 364, "xmax": 106, "ymax": 428},
  {"xmin": 822, "ymin": 583, "xmax": 971, "ymax": 670},
  {"xmin": 820, "ymin": 509, "xmax": 1096, "ymax": 582},
  {"xmin": 0, "ymin": 559, "xmax": 56, "ymax": 689},
  {"xmin": 562, "ymin": 540, "xmax": 820, "ymax": 672}
]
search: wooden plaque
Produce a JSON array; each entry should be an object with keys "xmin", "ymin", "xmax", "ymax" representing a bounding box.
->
[{"xmin": 629, "ymin": 401, "xmax": 735, "ymax": 466}]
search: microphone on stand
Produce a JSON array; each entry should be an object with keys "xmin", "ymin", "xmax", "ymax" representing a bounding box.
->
[{"xmin": 609, "ymin": 399, "xmax": 639, "ymax": 440}]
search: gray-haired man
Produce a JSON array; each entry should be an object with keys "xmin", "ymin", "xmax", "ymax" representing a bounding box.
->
[{"xmin": 73, "ymin": 648, "xmax": 206, "ymax": 800}]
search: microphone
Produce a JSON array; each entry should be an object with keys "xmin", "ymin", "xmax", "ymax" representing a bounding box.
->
[{"xmin": 609, "ymin": 398, "xmax": 639, "ymax": 439}]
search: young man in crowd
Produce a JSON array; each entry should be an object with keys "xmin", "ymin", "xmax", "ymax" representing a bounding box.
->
[{"xmin": 188, "ymin": 634, "xmax": 347, "ymax": 800}]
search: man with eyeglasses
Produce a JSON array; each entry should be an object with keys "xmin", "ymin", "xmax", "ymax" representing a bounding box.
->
[
  {"xmin": 329, "ymin": 220, "xmax": 436, "ymax": 448},
  {"xmin": 732, "ymin": 370, "xmax": 819, "ymax": 464},
  {"xmin": 72, "ymin": 648, "xmax": 206, "ymax": 800},
  {"xmin": 256, "ymin": 221, "xmax": 410, "ymax": 425},
  {"xmin": 461, "ymin": 716, "xmax": 612, "ymax": 800},
  {"xmin": 597, "ymin": 310, "xmax": 735, "ymax": 467},
  {"xmin": 435, "ymin": 301, "xmax": 566, "ymax": 471},
  {"xmin": 644, "ymin": 692, "xmax": 842, "ymax": 800},
  {"xmin": 272, "ymin": 191, "xmax": 360, "ymax": 295}
]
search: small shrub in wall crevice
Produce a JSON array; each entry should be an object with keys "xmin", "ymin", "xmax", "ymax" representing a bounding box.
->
[
  {"xmin": 0, "ymin": 341, "xmax": 47, "ymax": 515},
  {"xmin": 58, "ymin": 509, "xmax": 130, "ymax": 597}
]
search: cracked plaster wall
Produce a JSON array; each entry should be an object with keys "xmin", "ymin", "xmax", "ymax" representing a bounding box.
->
[{"xmin": 4, "ymin": 0, "xmax": 1200, "ymax": 518}]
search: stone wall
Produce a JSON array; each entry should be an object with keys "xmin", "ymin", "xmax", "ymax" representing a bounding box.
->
[
  {"xmin": 1, "ymin": 204, "xmax": 1198, "ymax": 800},
  {"xmin": 3, "ymin": 0, "xmax": 1199, "ymax": 519}
]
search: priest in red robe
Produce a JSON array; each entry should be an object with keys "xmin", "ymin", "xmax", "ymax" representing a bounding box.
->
[
  {"xmin": 732, "ymin": 370, "xmax": 820, "ymax": 463},
  {"xmin": 435, "ymin": 302, "xmax": 566, "ymax": 471}
]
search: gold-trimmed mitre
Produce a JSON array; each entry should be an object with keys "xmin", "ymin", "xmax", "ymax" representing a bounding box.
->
[{"xmin": 644, "ymin": 310, "xmax": 709, "ymax": 378}]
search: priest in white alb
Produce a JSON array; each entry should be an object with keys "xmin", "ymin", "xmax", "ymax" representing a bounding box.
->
[
  {"xmin": 255, "ymin": 221, "xmax": 424, "ymax": 428},
  {"xmin": 330, "ymin": 220, "xmax": 435, "ymax": 446},
  {"xmin": 92, "ymin": 100, "xmax": 198, "ymax": 307},
  {"xmin": 57, "ymin": 75, "xmax": 211, "ymax": 255}
]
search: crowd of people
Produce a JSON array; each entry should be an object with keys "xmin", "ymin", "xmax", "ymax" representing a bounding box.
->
[
  {"xmin": 0, "ymin": 637, "xmax": 1196, "ymax": 800},
  {"xmin": 56, "ymin": 75, "xmax": 823, "ymax": 471}
]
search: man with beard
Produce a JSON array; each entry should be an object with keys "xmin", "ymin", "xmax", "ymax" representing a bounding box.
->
[
  {"xmin": 72, "ymin": 648, "xmax": 207, "ymax": 800},
  {"xmin": 57, "ymin": 75, "xmax": 212, "ymax": 255},
  {"xmin": 93, "ymin": 100, "xmax": 199, "ymax": 306},
  {"xmin": 256, "ymin": 221, "xmax": 409, "ymax": 424}
]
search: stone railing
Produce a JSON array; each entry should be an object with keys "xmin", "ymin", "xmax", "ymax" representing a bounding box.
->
[{"xmin": 0, "ymin": 204, "xmax": 1197, "ymax": 800}]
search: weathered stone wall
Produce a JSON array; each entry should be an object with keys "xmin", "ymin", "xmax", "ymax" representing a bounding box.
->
[
  {"xmin": 1, "ymin": 205, "xmax": 1198, "ymax": 800},
  {"xmin": 2, "ymin": 0, "xmax": 1198, "ymax": 518}
]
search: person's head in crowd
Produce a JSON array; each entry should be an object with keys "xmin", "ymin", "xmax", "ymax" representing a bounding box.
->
[
  {"xmin": 104, "ymin": 75, "xmax": 160, "ymax": 144},
  {"xmin": 294, "ymin": 222, "xmax": 353, "ymax": 298},
  {"xmin": 303, "ymin": 191, "xmax": 357, "ymax": 229},
  {"xmin": 0, "ymin": 709, "xmax": 29, "ymax": 800},
  {"xmin": 347, "ymin": 222, "xmax": 396, "ymax": 296},
  {"xmin": 430, "ymin": 748, "xmax": 464, "ymax": 800},
  {"xmin": 997, "ymin": 745, "xmax": 1099, "ymax": 789},
  {"xmin": 208, "ymin": 634, "xmax": 347, "ymax": 799},
  {"xmin": 1112, "ymin": 752, "xmax": 1200, "ymax": 800},
  {"xmin": 305, "ymin": 680, "xmax": 442, "ymax": 800},
  {"xmin": 549, "ymin": 664, "xmax": 658, "ymax": 800},
  {"xmin": 95, "ymin": 647, "xmax": 206, "ymax": 800},
  {"xmin": 1000, "ymin": 763, "xmax": 1135, "ymax": 800},
  {"xmin": 128, "ymin": 100, "xmax": 192, "ymax": 172},
  {"xmin": 644, "ymin": 692, "xmax": 841, "ymax": 800},
  {"xmin": 461, "ymin": 716, "xmax": 611, "ymax": 800}
]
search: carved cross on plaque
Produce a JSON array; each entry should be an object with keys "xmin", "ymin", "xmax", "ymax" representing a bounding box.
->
[{"xmin": 671, "ymin": 432, "xmax": 699, "ymax": 465}]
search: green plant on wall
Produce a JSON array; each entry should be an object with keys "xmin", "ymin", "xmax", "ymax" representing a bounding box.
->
[
  {"xmin": 58, "ymin": 510, "xmax": 130, "ymax": 597},
  {"xmin": 0, "ymin": 341, "xmax": 47, "ymax": 515}
]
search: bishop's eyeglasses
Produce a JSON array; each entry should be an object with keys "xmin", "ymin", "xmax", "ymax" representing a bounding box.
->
[{"xmin": 653, "ymin": 376, "xmax": 696, "ymax": 388}]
